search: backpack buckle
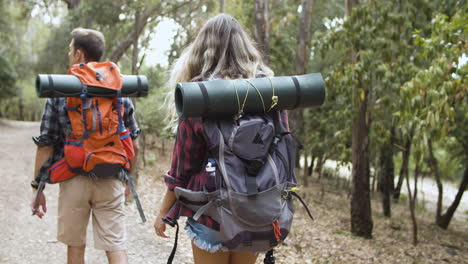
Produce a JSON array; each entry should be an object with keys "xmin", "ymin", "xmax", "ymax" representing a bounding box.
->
[{"xmin": 245, "ymin": 160, "xmax": 264, "ymax": 176}]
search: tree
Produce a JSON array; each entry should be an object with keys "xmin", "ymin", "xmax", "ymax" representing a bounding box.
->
[
  {"xmin": 400, "ymin": 10, "xmax": 467, "ymax": 229},
  {"xmin": 0, "ymin": 55, "xmax": 17, "ymax": 100},
  {"xmin": 253, "ymin": 0, "xmax": 270, "ymax": 62}
]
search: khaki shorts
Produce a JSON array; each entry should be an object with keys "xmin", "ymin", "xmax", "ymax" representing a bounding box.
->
[{"xmin": 57, "ymin": 175, "xmax": 126, "ymax": 251}]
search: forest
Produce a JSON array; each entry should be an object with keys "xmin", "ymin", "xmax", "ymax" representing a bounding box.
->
[{"xmin": 0, "ymin": 0, "xmax": 466, "ymax": 263}]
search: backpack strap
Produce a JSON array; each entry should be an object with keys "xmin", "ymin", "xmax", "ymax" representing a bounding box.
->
[
  {"xmin": 126, "ymin": 171, "xmax": 147, "ymax": 222},
  {"xmin": 80, "ymin": 84, "xmax": 96, "ymax": 139},
  {"xmin": 263, "ymin": 249, "xmax": 276, "ymax": 264},
  {"xmin": 163, "ymin": 220, "xmax": 179, "ymax": 264},
  {"xmin": 115, "ymin": 90, "xmax": 126, "ymax": 134}
]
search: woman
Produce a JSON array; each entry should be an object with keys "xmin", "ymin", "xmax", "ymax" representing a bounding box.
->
[{"xmin": 154, "ymin": 14, "xmax": 282, "ymax": 264}]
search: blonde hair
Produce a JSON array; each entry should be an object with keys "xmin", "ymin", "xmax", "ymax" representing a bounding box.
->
[{"xmin": 165, "ymin": 14, "xmax": 273, "ymax": 129}]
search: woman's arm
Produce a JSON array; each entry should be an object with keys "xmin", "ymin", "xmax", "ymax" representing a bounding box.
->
[{"xmin": 154, "ymin": 188, "xmax": 176, "ymax": 238}]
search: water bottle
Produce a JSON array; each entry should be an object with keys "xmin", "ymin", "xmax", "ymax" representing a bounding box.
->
[{"xmin": 205, "ymin": 158, "xmax": 216, "ymax": 192}]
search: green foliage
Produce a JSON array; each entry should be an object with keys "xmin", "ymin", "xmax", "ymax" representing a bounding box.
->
[
  {"xmin": 400, "ymin": 10, "xmax": 467, "ymax": 168},
  {"xmin": 0, "ymin": 55, "xmax": 17, "ymax": 99},
  {"xmin": 135, "ymin": 64, "xmax": 171, "ymax": 138}
]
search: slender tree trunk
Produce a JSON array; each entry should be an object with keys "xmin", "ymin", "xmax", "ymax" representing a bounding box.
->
[
  {"xmin": 254, "ymin": 0, "xmax": 270, "ymax": 62},
  {"xmin": 303, "ymin": 152, "xmax": 310, "ymax": 186},
  {"xmin": 350, "ymin": 90, "xmax": 373, "ymax": 238},
  {"xmin": 345, "ymin": 0, "xmax": 359, "ymax": 17},
  {"xmin": 63, "ymin": 0, "xmax": 80, "ymax": 9},
  {"xmin": 437, "ymin": 167, "xmax": 468, "ymax": 229},
  {"xmin": 428, "ymin": 139, "xmax": 443, "ymax": 222},
  {"xmin": 394, "ymin": 134, "xmax": 412, "ymax": 201},
  {"xmin": 295, "ymin": 0, "xmax": 314, "ymax": 75},
  {"xmin": 290, "ymin": 1, "xmax": 313, "ymax": 172},
  {"xmin": 406, "ymin": 158, "xmax": 419, "ymax": 245},
  {"xmin": 379, "ymin": 127, "xmax": 395, "ymax": 217},
  {"xmin": 315, "ymin": 154, "xmax": 325, "ymax": 180},
  {"xmin": 345, "ymin": 0, "xmax": 372, "ymax": 238},
  {"xmin": 131, "ymin": 11, "xmax": 140, "ymax": 75},
  {"xmin": 308, "ymin": 154, "xmax": 315, "ymax": 176},
  {"xmin": 220, "ymin": 0, "xmax": 226, "ymax": 12},
  {"xmin": 18, "ymin": 96, "xmax": 24, "ymax": 121}
]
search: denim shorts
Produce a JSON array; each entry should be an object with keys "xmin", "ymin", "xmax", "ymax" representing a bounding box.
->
[{"xmin": 185, "ymin": 218, "xmax": 225, "ymax": 253}]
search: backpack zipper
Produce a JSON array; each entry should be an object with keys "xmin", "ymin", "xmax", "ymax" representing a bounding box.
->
[{"xmin": 95, "ymin": 99, "xmax": 103, "ymax": 135}]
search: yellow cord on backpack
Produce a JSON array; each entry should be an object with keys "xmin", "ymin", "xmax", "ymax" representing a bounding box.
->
[
  {"xmin": 234, "ymin": 78, "xmax": 279, "ymax": 117},
  {"xmin": 267, "ymin": 78, "xmax": 278, "ymax": 112},
  {"xmin": 233, "ymin": 80, "xmax": 251, "ymax": 120},
  {"xmin": 245, "ymin": 80, "xmax": 266, "ymax": 113},
  {"xmin": 282, "ymin": 186, "xmax": 302, "ymax": 199}
]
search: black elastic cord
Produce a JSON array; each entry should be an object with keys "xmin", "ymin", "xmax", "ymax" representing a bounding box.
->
[
  {"xmin": 166, "ymin": 221, "xmax": 179, "ymax": 264},
  {"xmin": 291, "ymin": 76, "xmax": 301, "ymax": 109},
  {"xmin": 198, "ymin": 82, "xmax": 211, "ymax": 116},
  {"xmin": 291, "ymin": 192, "xmax": 314, "ymax": 220}
]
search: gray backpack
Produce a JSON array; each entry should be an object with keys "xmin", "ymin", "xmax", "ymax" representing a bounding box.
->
[{"xmin": 172, "ymin": 112, "xmax": 312, "ymax": 254}]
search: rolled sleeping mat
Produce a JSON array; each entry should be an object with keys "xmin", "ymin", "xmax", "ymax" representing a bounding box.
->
[
  {"xmin": 36, "ymin": 74, "xmax": 148, "ymax": 97},
  {"xmin": 175, "ymin": 73, "xmax": 325, "ymax": 118}
]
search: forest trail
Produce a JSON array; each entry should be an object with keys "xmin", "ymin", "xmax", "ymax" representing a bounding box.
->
[
  {"xmin": 0, "ymin": 119, "xmax": 467, "ymax": 264},
  {"xmin": 0, "ymin": 119, "xmax": 193, "ymax": 264}
]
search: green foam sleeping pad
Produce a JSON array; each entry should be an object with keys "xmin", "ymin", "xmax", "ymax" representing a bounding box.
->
[
  {"xmin": 36, "ymin": 74, "xmax": 148, "ymax": 97},
  {"xmin": 175, "ymin": 73, "xmax": 325, "ymax": 117}
]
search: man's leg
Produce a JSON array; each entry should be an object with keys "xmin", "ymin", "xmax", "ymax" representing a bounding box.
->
[
  {"xmin": 92, "ymin": 178, "xmax": 127, "ymax": 263},
  {"xmin": 58, "ymin": 176, "xmax": 92, "ymax": 264},
  {"xmin": 67, "ymin": 245, "xmax": 86, "ymax": 264},
  {"xmin": 106, "ymin": 251, "xmax": 128, "ymax": 264}
]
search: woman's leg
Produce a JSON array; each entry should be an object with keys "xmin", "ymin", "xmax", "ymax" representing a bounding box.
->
[
  {"xmin": 192, "ymin": 241, "xmax": 230, "ymax": 264},
  {"xmin": 229, "ymin": 251, "xmax": 258, "ymax": 264}
]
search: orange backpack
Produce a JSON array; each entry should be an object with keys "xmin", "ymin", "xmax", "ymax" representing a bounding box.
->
[{"xmin": 48, "ymin": 62, "xmax": 135, "ymax": 182}]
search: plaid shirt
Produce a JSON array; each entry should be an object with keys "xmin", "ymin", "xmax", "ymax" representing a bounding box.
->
[
  {"xmin": 33, "ymin": 97, "xmax": 140, "ymax": 180},
  {"xmin": 164, "ymin": 111, "xmax": 289, "ymax": 230}
]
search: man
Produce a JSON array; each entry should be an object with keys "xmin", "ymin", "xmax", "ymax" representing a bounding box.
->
[{"xmin": 30, "ymin": 28, "xmax": 140, "ymax": 264}]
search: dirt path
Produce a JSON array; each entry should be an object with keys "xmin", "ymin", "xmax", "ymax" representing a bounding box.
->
[
  {"xmin": 1, "ymin": 119, "xmax": 467, "ymax": 264},
  {"xmin": 0, "ymin": 120, "xmax": 192, "ymax": 264}
]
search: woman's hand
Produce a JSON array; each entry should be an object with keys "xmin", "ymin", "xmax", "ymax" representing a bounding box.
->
[
  {"xmin": 154, "ymin": 214, "xmax": 170, "ymax": 238},
  {"xmin": 155, "ymin": 188, "xmax": 177, "ymax": 238}
]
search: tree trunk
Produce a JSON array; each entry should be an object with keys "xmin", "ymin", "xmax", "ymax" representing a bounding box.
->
[
  {"xmin": 345, "ymin": 0, "xmax": 372, "ymax": 238},
  {"xmin": 350, "ymin": 90, "xmax": 373, "ymax": 238},
  {"xmin": 220, "ymin": 0, "xmax": 226, "ymax": 13},
  {"xmin": 131, "ymin": 11, "xmax": 140, "ymax": 75},
  {"xmin": 63, "ymin": 0, "xmax": 80, "ymax": 9},
  {"xmin": 18, "ymin": 96, "xmax": 24, "ymax": 121},
  {"xmin": 428, "ymin": 139, "xmax": 443, "ymax": 222},
  {"xmin": 308, "ymin": 154, "xmax": 315, "ymax": 176},
  {"xmin": 345, "ymin": 0, "xmax": 359, "ymax": 62},
  {"xmin": 295, "ymin": 0, "xmax": 314, "ymax": 75},
  {"xmin": 379, "ymin": 127, "xmax": 395, "ymax": 217},
  {"xmin": 315, "ymin": 154, "xmax": 325, "ymax": 180},
  {"xmin": 345, "ymin": 0, "xmax": 359, "ymax": 17},
  {"xmin": 302, "ymin": 152, "xmax": 310, "ymax": 186},
  {"xmin": 109, "ymin": 4, "xmax": 169, "ymax": 63},
  {"xmin": 394, "ymin": 133, "xmax": 412, "ymax": 201},
  {"xmin": 436, "ymin": 167, "xmax": 468, "ymax": 229},
  {"xmin": 406, "ymin": 158, "xmax": 419, "ymax": 245},
  {"xmin": 254, "ymin": 0, "xmax": 270, "ymax": 62}
]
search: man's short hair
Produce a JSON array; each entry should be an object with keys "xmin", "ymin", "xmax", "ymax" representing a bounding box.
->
[{"xmin": 71, "ymin": 28, "xmax": 105, "ymax": 62}]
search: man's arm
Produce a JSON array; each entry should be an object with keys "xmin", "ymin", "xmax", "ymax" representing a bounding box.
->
[
  {"xmin": 31, "ymin": 146, "xmax": 53, "ymax": 218},
  {"xmin": 129, "ymin": 137, "xmax": 139, "ymax": 176}
]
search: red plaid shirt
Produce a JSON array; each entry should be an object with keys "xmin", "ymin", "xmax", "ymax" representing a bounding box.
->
[{"xmin": 164, "ymin": 111, "xmax": 289, "ymax": 230}]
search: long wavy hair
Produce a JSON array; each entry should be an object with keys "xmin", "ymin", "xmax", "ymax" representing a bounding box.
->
[{"xmin": 165, "ymin": 13, "xmax": 273, "ymax": 129}]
